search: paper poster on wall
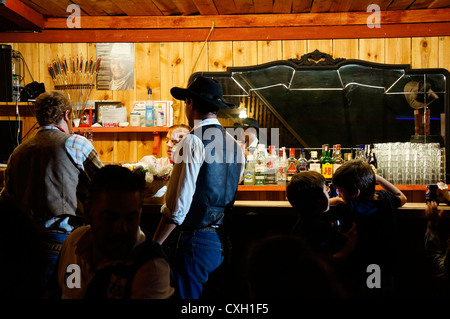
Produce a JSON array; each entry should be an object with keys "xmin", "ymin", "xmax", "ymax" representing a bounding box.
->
[{"xmin": 96, "ymin": 43, "xmax": 135, "ymax": 91}]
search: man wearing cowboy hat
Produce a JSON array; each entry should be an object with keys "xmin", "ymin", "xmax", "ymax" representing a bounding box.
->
[{"xmin": 153, "ymin": 76, "xmax": 245, "ymax": 299}]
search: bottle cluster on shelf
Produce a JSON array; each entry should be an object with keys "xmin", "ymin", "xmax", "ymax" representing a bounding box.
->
[
  {"xmin": 243, "ymin": 143, "xmax": 364, "ymax": 186},
  {"xmin": 139, "ymin": 88, "xmax": 171, "ymax": 127},
  {"xmin": 242, "ymin": 142, "xmax": 446, "ymax": 186}
]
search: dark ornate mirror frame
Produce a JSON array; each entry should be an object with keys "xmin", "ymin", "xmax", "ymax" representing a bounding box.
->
[{"xmin": 190, "ymin": 50, "xmax": 449, "ymax": 182}]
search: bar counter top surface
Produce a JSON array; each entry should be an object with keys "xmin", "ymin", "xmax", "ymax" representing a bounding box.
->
[
  {"xmin": 237, "ymin": 185, "xmax": 427, "ymax": 191},
  {"xmin": 231, "ymin": 200, "xmax": 450, "ymax": 219},
  {"xmin": 233, "ymin": 200, "xmax": 450, "ymax": 209},
  {"xmin": 142, "ymin": 200, "xmax": 450, "ymax": 219}
]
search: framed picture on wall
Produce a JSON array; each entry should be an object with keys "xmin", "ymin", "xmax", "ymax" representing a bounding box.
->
[
  {"xmin": 95, "ymin": 101, "xmax": 122, "ymax": 124},
  {"xmin": 96, "ymin": 43, "xmax": 135, "ymax": 91}
]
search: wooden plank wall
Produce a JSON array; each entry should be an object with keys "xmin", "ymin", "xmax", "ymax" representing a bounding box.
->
[{"xmin": 2, "ymin": 37, "xmax": 449, "ymax": 162}]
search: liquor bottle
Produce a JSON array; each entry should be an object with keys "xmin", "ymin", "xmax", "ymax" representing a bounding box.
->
[
  {"xmin": 359, "ymin": 144, "xmax": 366, "ymax": 161},
  {"xmin": 354, "ymin": 145, "xmax": 360, "ymax": 160},
  {"xmin": 320, "ymin": 144, "xmax": 326, "ymax": 162},
  {"xmin": 297, "ymin": 148, "xmax": 308, "ymax": 172},
  {"xmin": 368, "ymin": 144, "xmax": 378, "ymax": 174},
  {"xmin": 321, "ymin": 144, "xmax": 334, "ymax": 179},
  {"xmin": 266, "ymin": 145, "xmax": 278, "ymax": 184},
  {"xmin": 243, "ymin": 154, "xmax": 255, "ymax": 185},
  {"xmin": 364, "ymin": 144, "xmax": 370, "ymax": 162},
  {"xmin": 287, "ymin": 148, "xmax": 297, "ymax": 182},
  {"xmin": 332, "ymin": 144, "xmax": 337, "ymax": 161},
  {"xmin": 145, "ymin": 88, "xmax": 155, "ymax": 127},
  {"xmin": 344, "ymin": 152, "xmax": 353, "ymax": 162},
  {"xmin": 155, "ymin": 103, "xmax": 165, "ymax": 127},
  {"xmin": 277, "ymin": 147, "xmax": 288, "ymax": 185},
  {"xmin": 332, "ymin": 144, "xmax": 344, "ymax": 173},
  {"xmin": 308, "ymin": 151, "xmax": 321, "ymax": 173},
  {"xmin": 254, "ymin": 144, "xmax": 267, "ymax": 185}
]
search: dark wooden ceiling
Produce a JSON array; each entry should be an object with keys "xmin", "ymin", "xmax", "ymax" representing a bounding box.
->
[
  {"xmin": 1, "ymin": 0, "xmax": 450, "ymax": 41},
  {"xmin": 15, "ymin": 0, "xmax": 450, "ymax": 17}
]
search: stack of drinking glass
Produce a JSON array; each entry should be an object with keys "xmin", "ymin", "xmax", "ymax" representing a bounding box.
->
[{"xmin": 374, "ymin": 142, "xmax": 446, "ymax": 185}]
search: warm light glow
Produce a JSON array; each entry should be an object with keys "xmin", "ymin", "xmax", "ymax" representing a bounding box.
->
[{"xmin": 239, "ymin": 109, "xmax": 247, "ymax": 118}]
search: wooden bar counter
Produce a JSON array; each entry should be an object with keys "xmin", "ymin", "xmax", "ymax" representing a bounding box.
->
[{"xmin": 232, "ymin": 200, "xmax": 450, "ymax": 217}]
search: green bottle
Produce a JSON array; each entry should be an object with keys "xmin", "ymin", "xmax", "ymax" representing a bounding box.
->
[{"xmin": 321, "ymin": 144, "xmax": 334, "ymax": 179}]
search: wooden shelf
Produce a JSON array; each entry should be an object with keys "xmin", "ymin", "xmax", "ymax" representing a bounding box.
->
[
  {"xmin": 74, "ymin": 126, "xmax": 169, "ymax": 133},
  {"xmin": 74, "ymin": 126, "xmax": 169, "ymax": 154},
  {"xmin": 0, "ymin": 102, "xmax": 34, "ymax": 106}
]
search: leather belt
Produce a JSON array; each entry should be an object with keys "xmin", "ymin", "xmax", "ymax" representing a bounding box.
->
[{"xmin": 199, "ymin": 226, "xmax": 220, "ymax": 231}]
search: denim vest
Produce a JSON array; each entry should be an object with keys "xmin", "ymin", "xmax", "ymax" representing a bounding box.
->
[{"xmin": 180, "ymin": 124, "xmax": 243, "ymax": 229}]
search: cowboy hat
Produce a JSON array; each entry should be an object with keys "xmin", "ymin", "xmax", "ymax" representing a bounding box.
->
[
  {"xmin": 170, "ymin": 76, "xmax": 236, "ymax": 109},
  {"xmin": 241, "ymin": 117, "xmax": 259, "ymax": 131}
]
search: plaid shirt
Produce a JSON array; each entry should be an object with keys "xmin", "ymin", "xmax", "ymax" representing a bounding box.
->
[{"xmin": 65, "ymin": 133, "xmax": 103, "ymax": 178}]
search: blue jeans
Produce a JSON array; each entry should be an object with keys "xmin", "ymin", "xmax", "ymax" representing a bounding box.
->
[
  {"xmin": 173, "ymin": 229, "xmax": 224, "ymax": 299},
  {"xmin": 41, "ymin": 216, "xmax": 75, "ymax": 284},
  {"xmin": 41, "ymin": 230, "xmax": 69, "ymax": 284}
]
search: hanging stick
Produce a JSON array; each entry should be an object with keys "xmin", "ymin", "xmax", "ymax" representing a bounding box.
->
[{"xmin": 48, "ymin": 52, "xmax": 99, "ymax": 122}]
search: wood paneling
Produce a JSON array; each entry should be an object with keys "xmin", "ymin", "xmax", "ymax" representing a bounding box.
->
[
  {"xmin": 135, "ymin": 43, "xmax": 158, "ymax": 102},
  {"xmin": 385, "ymin": 38, "xmax": 411, "ymax": 64},
  {"xmin": 439, "ymin": 36, "xmax": 450, "ymax": 71},
  {"xmin": 92, "ymin": 133, "xmax": 114, "ymax": 162},
  {"xmin": 233, "ymin": 41, "xmax": 258, "ymax": 66},
  {"xmin": 3, "ymin": 36, "xmax": 450, "ymax": 162},
  {"xmin": 308, "ymin": 39, "xmax": 333, "ymax": 55},
  {"xmin": 160, "ymin": 42, "xmax": 185, "ymax": 125},
  {"xmin": 333, "ymin": 39, "xmax": 359, "ymax": 59},
  {"xmin": 360, "ymin": 38, "xmax": 385, "ymax": 63},
  {"xmin": 257, "ymin": 40, "xmax": 282, "ymax": 64},
  {"xmin": 411, "ymin": 37, "xmax": 439, "ymax": 68},
  {"xmin": 282, "ymin": 40, "xmax": 307, "ymax": 60},
  {"xmin": 208, "ymin": 41, "xmax": 233, "ymax": 71}
]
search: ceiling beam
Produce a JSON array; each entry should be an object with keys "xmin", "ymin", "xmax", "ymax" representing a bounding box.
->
[
  {"xmin": 0, "ymin": 0, "xmax": 45, "ymax": 30},
  {"xmin": 2, "ymin": 22, "xmax": 449, "ymax": 43},
  {"xmin": 1, "ymin": 7, "xmax": 449, "ymax": 42},
  {"xmin": 41, "ymin": 8, "xmax": 450, "ymax": 29}
]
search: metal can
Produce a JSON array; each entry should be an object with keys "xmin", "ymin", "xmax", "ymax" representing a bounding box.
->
[
  {"xmin": 326, "ymin": 180, "xmax": 338, "ymax": 198},
  {"xmin": 425, "ymin": 184, "xmax": 439, "ymax": 203}
]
